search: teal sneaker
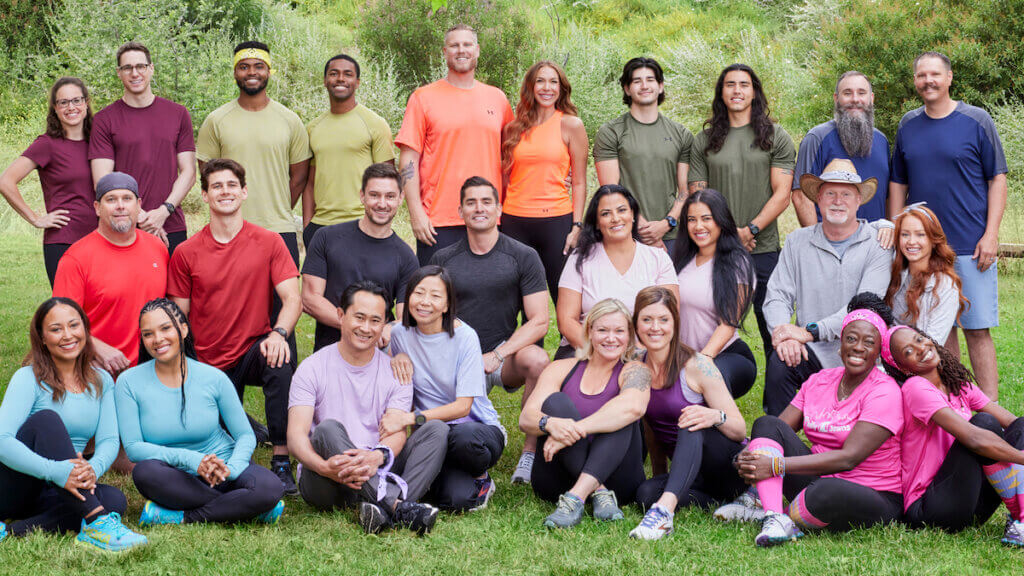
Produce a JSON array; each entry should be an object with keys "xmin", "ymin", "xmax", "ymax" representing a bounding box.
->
[
  {"xmin": 256, "ymin": 500, "xmax": 285, "ymax": 524},
  {"xmin": 139, "ymin": 500, "xmax": 184, "ymax": 527},
  {"xmin": 76, "ymin": 512, "xmax": 148, "ymax": 553},
  {"xmin": 0, "ymin": 520, "xmax": 7, "ymax": 542}
]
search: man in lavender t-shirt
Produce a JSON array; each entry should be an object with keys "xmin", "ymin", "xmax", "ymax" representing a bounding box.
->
[
  {"xmin": 89, "ymin": 41, "xmax": 196, "ymax": 254},
  {"xmin": 287, "ymin": 281, "xmax": 447, "ymax": 534}
]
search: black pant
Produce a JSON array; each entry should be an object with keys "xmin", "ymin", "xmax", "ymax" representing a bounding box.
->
[
  {"xmin": 905, "ymin": 413, "xmax": 1024, "ymax": 531},
  {"xmin": 531, "ymin": 392, "xmax": 645, "ymax": 505},
  {"xmin": 416, "ymin": 225, "xmax": 466, "ymax": 266},
  {"xmin": 763, "ymin": 346, "xmax": 823, "ymax": 416},
  {"xmin": 428, "ymin": 422, "xmax": 505, "ymax": 511},
  {"xmin": 302, "ymin": 222, "xmax": 324, "ymax": 251},
  {"xmin": 751, "ymin": 251, "xmax": 779, "ymax": 363},
  {"xmin": 167, "ymin": 230, "xmax": 188, "ymax": 256},
  {"xmin": 271, "ymin": 231, "xmax": 300, "ymax": 368},
  {"xmin": 500, "ymin": 213, "xmax": 571, "ymax": 305},
  {"xmin": 714, "ymin": 338, "xmax": 757, "ymax": 400},
  {"xmin": 43, "ymin": 243, "xmax": 72, "ymax": 288},
  {"xmin": 223, "ymin": 337, "xmax": 293, "ymax": 446},
  {"xmin": 751, "ymin": 415, "xmax": 903, "ymax": 532},
  {"xmin": 636, "ymin": 426, "xmax": 746, "ymax": 510},
  {"xmin": 133, "ymin": 459, "xmax": 283, "ymax": 523},
  {"xmin": 0, "ymin": 410, "xmax": 127, "ymax": 536}
]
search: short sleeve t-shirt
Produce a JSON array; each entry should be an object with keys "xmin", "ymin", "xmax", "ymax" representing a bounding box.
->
[
  {"xmin": 593, "ymin": 112, "xmax": 693, "ymax": 240},
  {"xmin": 301, "ymin": 220, "xmax": 418, "ymax": 351},
  {"xmin": 891, "ymin": 102, "xmax": 1007, "ymax": 254},
  {"xmin": 560, "ymin": 242, "xmax": 678, "ymax": 320},
  {"xmin": 900, "ymin": 376, "xmax": 990, "ymax": 509},
  {"xmin": 22, "ymin": 135, "xmax": 96, "ymax": 245},
  {"xmin": 430, "ymin": 234, "xmax": 547, "ymax": 352},
  {"xmin": 394, "ymin": 80, "xmax": 513, "ymax": 228},
  {"xmin": 289, "ymin": 346, "xmax": 413, "ymax": 452},
  {"xmin": 307, "ymin": 104, "xmax": 394, "ymax": 226},
  {"xmin": 676, "ymin": 257, "xmax": 743, "ymax": 351},
  {"xmin": 88, "ymin": 97, "xmax": 195, "ymax": 234},
  {"xmin": 53, "ymin": 230, "xmax": 169, "ymax": 366},
  {"xmin": 689, "ymin": 124, "xmax": 795, "ymax": 254},
  {"xmin": 196, "ymin": 99, "xmax": 312, "ymax": 233},
  {"xmin": 793, "ymin": 121, "xmax": 891, "ymax": 222},
  {"xmin": 389, "ymin": 323, "xmax": 502, "ymax": 429},
  {"xmin": 790, "ymin": 367, "xmax": 904, "ymax": 493},
  {"xmin": 167, "ymin": 221, "xmax": 298, "ymax": 370}
]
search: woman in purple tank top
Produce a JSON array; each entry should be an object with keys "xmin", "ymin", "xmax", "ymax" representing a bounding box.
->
[
  {"xmin": 628, "ymin": 286, "xmax": 747, "ymax": 540},
  {"xmin": 520, "ymin": 298, "xmax": 651, "ymax": 529}
]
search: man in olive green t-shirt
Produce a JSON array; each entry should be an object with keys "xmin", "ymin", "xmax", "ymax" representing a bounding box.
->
[
  {"xmin": 689, "ymin": 63, "xmax": 795, "ymax": 362},
  {"xmin": 594, "ymin": 57, "xmax": 693, "ymax": 252},
  {"xmin": 302, "ymin": 54, "xmax": 394, "ymax": 249}
]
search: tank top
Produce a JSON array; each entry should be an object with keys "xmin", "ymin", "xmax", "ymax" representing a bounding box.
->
[
  {"xmin": 504, "ymin": 111, "xmax": 573, "ymax": 217},
  {"xmin": 645, "ymin": 366, "xmax": 705, "ymax": 450},
  {"xmin": 559, "ymin": 360, "xmax": 623, "ymax": 419}
]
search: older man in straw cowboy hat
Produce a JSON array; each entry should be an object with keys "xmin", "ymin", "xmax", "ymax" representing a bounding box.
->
[{"xmin": 759, "ymin": 158, "xmax": 894, "ymax": 415}]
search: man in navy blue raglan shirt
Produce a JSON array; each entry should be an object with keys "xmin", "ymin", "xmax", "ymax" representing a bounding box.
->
[{"xmin": 889, "ymin": 51, "xmax": 1008, "ymax": 401}]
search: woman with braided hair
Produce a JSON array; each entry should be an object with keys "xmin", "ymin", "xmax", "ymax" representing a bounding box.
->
[
  {"xmin": 115, "ymin": 298, "xmax": 285, "ymax": 526},
  {"xmin": 880, "ymin": 323, "xmax": 1024, "ymax": 546}
]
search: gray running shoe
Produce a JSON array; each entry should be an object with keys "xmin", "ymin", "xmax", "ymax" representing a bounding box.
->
[
  {"xmin": 510, "ymin": 451, "xmax": 534, "ymax": 484},
  {"xmin": 713, "ymin": 490, "xmax": 766, "ymax": 523},
  {"xmin": 591, "ymin": 488, "xmax": 624, "ymax": 521},
  {"xmin": 543, "ymin": 493, "xmax": 585, "ymax": 529},
  {"xmin": 755, "ymin": 512, "xmax": 802, "ymax": 547},
  {"xmin": 1002, "ymin": 514, "xmax": 1024, "ymax": 548}
]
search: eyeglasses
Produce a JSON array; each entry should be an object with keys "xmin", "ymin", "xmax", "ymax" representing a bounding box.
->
[
  {"xmin": 117, "ymin": 63, "xmax": 151, "ymax": 74},
  {"xmin": 55, "ymin": 97, "xmax": 87, "ymax": 109}
]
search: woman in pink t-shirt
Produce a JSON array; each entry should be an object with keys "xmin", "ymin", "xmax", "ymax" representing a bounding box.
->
[
  {"xmin": 880, "ymin": 324, "xmax": 1024, "ymax": 545},
  {"xmin": 727, "ymin": 298, "xmax": 905, "ymax": 547}
]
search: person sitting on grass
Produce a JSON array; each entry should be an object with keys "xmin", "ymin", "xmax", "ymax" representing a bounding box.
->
[
  {"xmin": 382, "ymin": 266, "xmax": 506, "ymax": 512},
  {"xmin": 115, "ymin": 299, "xmax": 285, "ymax": 527},
  {"xmin": 880, "ymin": 324, "xmax": 1024, "ymax": 546},
  {"xmin": 289, "ymin": 281, "xmax": 446, "ymax": 535},
  {"xmin": 0, "ymin": 297, "xmax": 146, "ymax": 552},
  {"xmin": 519, "ymin": 298, "xmax": 651, "ymax": 529},
  {"xmin": 723, "ymin": 293, "xmax": 905, "ymax": 547},
  {"xmin": 629, "ymin": 286, "xmax": 747, "ymax": 540}
]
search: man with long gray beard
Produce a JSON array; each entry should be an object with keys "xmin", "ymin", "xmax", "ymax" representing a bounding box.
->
[{"xmin": 792, "ymin": 71, "xmax": 890, "ymax": 225}]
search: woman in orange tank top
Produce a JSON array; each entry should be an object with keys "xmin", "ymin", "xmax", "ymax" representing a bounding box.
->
[{"xmin": 501, "ymin": 61, "xmax": 589, "ymax": 304}]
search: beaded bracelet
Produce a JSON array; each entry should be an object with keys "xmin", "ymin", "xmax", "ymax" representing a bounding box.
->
[{"xmin": 770, "ymin": 456, "xmax": 786, "ymax": 477}]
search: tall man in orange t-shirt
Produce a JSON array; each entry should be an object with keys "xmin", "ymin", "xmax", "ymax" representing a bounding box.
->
[{"xmin": 395, "ymin": 24, "xmax": 514, "ymax": 265}]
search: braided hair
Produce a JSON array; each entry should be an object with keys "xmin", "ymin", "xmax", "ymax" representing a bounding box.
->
[
  {"xmin": 880, "ymin": 325, "xmax": 976, "ymax": 396},
  {"xmin": 137, "ymin": 298, "xmax": 197, "ymax": 423},
  {"xmin": 846, "ymin": 292, "xmax": 895, "ymax": 325}
]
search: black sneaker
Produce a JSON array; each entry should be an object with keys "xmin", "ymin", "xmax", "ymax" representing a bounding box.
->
[
  {"xmin": 247, "ymin": 413, "xmax": 271, "ymax": 446},
  {"xmin": 392, "ymin": 501, "xmax": 438, "ymax": 535},
  {"xmin": 271, "ymin": 458, "xmax": 298, "ymax": 496},
  {"xmin": 359, "ymin": 501, "xmax": 393, "ymax": 534}
]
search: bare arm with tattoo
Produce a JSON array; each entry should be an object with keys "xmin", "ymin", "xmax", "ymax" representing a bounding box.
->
[
  {"xmin": 398, "ymin": 145, "xmax": 435, "ymax": 246},
  {"xmin": 688, "ymin": 180, "xmax": 708, "ymax": 195},
  {"xmin": 682, "ymin": 354, "xmax": 746, "ymax": 441},
  {"xmin": 578, "ymin": 361, "xmax": 651, "ymax": 434}
]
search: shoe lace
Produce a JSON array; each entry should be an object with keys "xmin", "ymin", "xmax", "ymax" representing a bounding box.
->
[
  {"xmin": 761, "ymin": 512, "xmax": 788, "ymax": 534},
  {"xmin": 555, "ymin": 494, "xmax": 579, "ymax": 515},
  {"xmin": 94, "ymin": 512, "xmax": 131, "ymax": 538},
  {"xmin": 592, "ymin": 490, "xmax": 617, "ymax": 510},
  {"xmin": 518, "ymin": 451, "xmax": 535, "ymax": 469},
  {"xmin": 639, "ymin": 506, "xmax": 668, "ymax": 529}
]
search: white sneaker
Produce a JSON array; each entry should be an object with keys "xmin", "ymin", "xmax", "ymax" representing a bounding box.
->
[
  {"xmin": 629, "ymin": 504, "xmax": 674, "ymax": 540},
  {"xmin": 510, "ymin": 451, "xmax": 534, "ymax": 484},
  {"xmin": 713, "ymin": 490, "xmax": 767, "ymax": 523},
  {"xmin": 755, "ymin": 512, "xmax": 802, "ymax": 547},
  {"xmin": 1002, "ymin": 514, "xmax": 1024, "ymax": 547}
]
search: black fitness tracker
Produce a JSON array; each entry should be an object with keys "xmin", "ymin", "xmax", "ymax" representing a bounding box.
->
[
  {"xmin": 664, "ymin": 215, "xmax": 678, "ymax": 230},
  {"xmin": 747, "ymin": 222, "xmax": 760, "ymax": 236},
  {"xmin": 163, "ymin": 201, "xmax": 176, "ymax": 215},
  {"xmin": 539, "ymin": 415, "xmax": 549, "ymax": 434},
  {"xmin": 806, "ymin": 322, "xmax": 820, "ymax": 342},
  {"xmin": 414, "ymin": 410, "xmax": 427, "ymax": 427},
  {"xmin": 272, "ymin": 327, "xmax": 288, "ymax": 339}
]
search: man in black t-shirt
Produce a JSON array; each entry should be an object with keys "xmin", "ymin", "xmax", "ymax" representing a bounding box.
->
[
  {"xmin": 431, "ymin": 176, "xmax": 550, "ymax": 485},
  {"xmin": 301, "ymin": 163, "xmax": 418, "ymax": 351}
]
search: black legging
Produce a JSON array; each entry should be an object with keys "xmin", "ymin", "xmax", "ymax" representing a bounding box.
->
[
  {"xmin": 905, "ymin": 412, "xmax": 1024, "ymax": 531},
  {"xmin": 713, "ymin": 338, "xmax": 757, "ymax": 400},
  {"xmin": 0, "ymin": 410, "xmax": 126, "ymax": 536},
  {"xmin": 762, "ymin": 347, "xmax": 823, "ymax": 416},
  {"xmin": 636, "ymin": 426, "xmax": 747, "ymax": 510},
  {"xmin": 428, "ymin": 422, "xmax": 505, "ymax": 511},
  {"xmin": 133, "ymin": 459, "xmax": 283, "ymax": 523},
  {"xmin": 751, "ymin": 415, "xmax": 903, "ymax": 532},
  {"xmin": 531, "ymin": 392, "xmax": 645, "ymax": 505},
  {"xmin": 500, "ymin": 213, "xmax": 572, "ymax": 305},
  {"xmin": 43, "ymin": 243, "xmax": 72, "ymax": 288}
]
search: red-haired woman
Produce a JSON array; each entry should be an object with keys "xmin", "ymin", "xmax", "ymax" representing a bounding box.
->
[
  {"xmin": 500, "ymin": 60, "xmax": 588, "ymax": 304},
  {"xmin": 885, "ymin": 202, "xmax": 966, "ymax": 343}
]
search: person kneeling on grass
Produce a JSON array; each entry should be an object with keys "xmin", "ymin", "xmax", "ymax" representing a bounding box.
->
[
  {"xmin": 880, "ymin": 324, "xmax": 1024, "ymax": 546},
  {"xmin": 0, "ymin": 297, "xmax": 146, "ymax": 552},
  {"xmin": 115, "ymin": 299, "xmax": 285, "ymax": 527},
  {"xmin": 720, "ymin": 294, "xmax": 905, "ymax": 547},
  {"xmin": 289, "ymin": 281, "xmax": 445, "ymax": 535},
  {"xmin": 519, "ymin": 298, "xmax": 651, "ymax": 529},
  {"xmin": 628, "ymin": 287, "xmax": 747, "ymax": 540}
]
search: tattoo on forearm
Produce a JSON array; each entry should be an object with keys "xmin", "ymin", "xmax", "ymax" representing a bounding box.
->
[
  {"xmin": 400, "ymin": 161, "xmax": 416, "ymax": 189},
  {"xmin": 689, "ymin": 181, "xmax": 707, "ymax": 194},
  {"xmin": 781, "ymin": 169, "xmax": 793, "ymax": 175},
  {"xmin": 621, "ymin": 364, "xmax": 652, "ymax": 392}
]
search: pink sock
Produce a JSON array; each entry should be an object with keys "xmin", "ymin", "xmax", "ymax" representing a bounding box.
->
[
  {"xmin": 748, "ymin": 438, "xmax": 785, "ymax": 513},
  {"xmin": 983, "ymin": 462, "xmax": 1024, "ymax": 521}
]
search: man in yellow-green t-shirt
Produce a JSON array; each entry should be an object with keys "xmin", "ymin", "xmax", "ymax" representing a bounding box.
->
[{"xmin": 302, "ymin": 54, "xmax": 395, "ymax": 249}]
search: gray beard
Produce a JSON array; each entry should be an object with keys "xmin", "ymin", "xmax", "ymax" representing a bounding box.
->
[{"xmin": 834, "ymin": 104, "xmax": 875, "ymax": 158}]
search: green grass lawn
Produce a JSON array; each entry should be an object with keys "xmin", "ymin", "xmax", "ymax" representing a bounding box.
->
[{"xmin": 2, "ymin": 230, "xmax": 1024, "ymax": 575}]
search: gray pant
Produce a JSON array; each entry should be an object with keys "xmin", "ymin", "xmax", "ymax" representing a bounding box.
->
[{"xmin": 299, "ymin": 419, "xmax": 448, "ymax": 510}]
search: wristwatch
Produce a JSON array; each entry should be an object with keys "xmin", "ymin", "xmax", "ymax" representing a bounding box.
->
[
  {"xmin": 664, "ymin": 215, "xmax": 678, "ymax": 230},
  {"xmin": 539, "ymin": 415, "xmax": 549, "ymax": 434},
  {"xmin": 712, "ymin": 410, "xmax": 727, "ymax": 428},
  {"xmin": 806, "ymin": 322, "xmax": 820, "ymax": 342},
  {"xmin": 414, "ymin": 410, "xmax": 427, "ymax": 427},
  {"xmin": 375, "ymin": 447, "xmax": 392, "ymax": 467},
  {"xmin": 572, "ymin": 221, "xmax": 583, "ymax": 229},
  {"xmin": 272, "ymin": 327, "xmax": 288, "ymax": 339},
  {"xmin": 163, "ymin": 201, "xmax": 176, "ymax": 215},
  {"xmin": 747, "ymin": 222, "xmax": 760, "ymax": 236}
]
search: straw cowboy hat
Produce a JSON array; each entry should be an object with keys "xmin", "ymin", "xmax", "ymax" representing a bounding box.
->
[{"xmin": 799, "ymin": 158, "xmax": 877, "ymax": 205}]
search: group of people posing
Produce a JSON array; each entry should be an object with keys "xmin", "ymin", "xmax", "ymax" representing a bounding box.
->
[{"xmin": 0, "ymin": 23, "xmax": 1017, "ymax": 553}]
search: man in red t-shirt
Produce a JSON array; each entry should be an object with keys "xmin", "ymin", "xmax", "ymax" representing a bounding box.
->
[
  {"xmin": 167, "ymin": 158, "xmax": 301, "ymax": 494},
  {"xmin": 54, "ymin": 172, "xmax": 168, "ymax": 374}
]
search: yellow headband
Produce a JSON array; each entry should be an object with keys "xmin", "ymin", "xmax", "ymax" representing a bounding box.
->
[{"xmin": 233, "ymin": 48, "xmax": 274, "ymax": 74}]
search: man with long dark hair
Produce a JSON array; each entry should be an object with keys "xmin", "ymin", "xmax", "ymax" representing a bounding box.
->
[{"xmin": 689, "ymin": 64, "xmax": 796, "ymax": 361}]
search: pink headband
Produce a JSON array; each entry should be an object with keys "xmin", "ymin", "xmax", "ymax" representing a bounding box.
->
[
  {"xmin": 842, "ymin": 309, "xmax": 888, "ymax": 339},
  {"xmin": 881, "ymin": 324, "xmax": 912, "ymax": 371}
]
